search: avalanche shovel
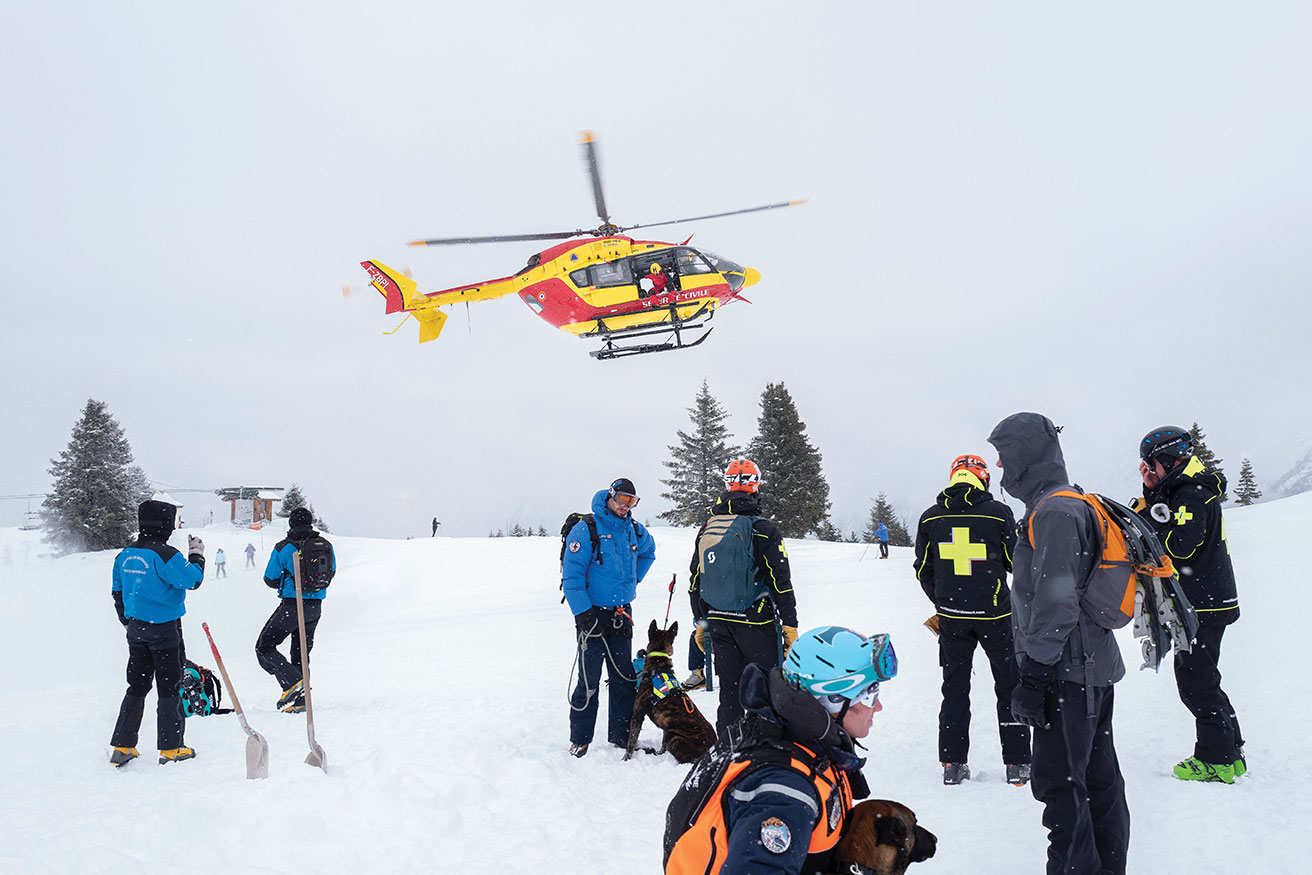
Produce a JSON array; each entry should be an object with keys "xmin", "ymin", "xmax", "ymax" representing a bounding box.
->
[
  {"xmin": 294, "ymin": 552, "xmax": 327, "ymax": 773},
  {"xmin": 201, "ymin": 622, "xmax": 269, "ymax": 779}
]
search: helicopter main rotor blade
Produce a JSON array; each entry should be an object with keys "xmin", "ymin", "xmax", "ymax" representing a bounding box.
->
[
  {"xmin": 407, "ymin": 231, "xmax": 586, "ymax": 247},
  {"xmin": 580, "ymin": 131, "xmax": 611, "ymax": 226},
  {"xmin": 619, "ymin": 200, "xmax": 807, "ymax": 233}
]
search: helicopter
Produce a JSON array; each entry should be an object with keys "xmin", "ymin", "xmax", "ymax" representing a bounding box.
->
[{"xmin": 360, "ymin": 132, "xmax": 804, "ymax": 360}]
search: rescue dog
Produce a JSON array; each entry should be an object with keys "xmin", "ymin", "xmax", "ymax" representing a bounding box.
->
[
  {"xmin": 833, "ymin": 799, "xmax": 937, "ymax": 875},
  {"xmin": 623, "ymin": 620, "xmax": 716, "ymax": 763}
]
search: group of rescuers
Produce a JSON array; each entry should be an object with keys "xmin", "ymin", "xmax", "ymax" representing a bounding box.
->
[
  {"xmin": 562, "ymin": 414, "xmax": 1243, "ymax": 875},
  {"xmin": 108, "ymin": 504, "xmax": 335, "ymax": 767}
]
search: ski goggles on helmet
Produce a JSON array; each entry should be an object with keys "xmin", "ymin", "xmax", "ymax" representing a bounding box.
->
[{"xmin": 950, "ymin": 454, "xmax": 990, "ymax": 487}]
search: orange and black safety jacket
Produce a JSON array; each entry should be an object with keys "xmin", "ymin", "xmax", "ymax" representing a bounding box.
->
[{"xmin": 664, "ymin": 740, "xmax": 852, "ymax": 875}]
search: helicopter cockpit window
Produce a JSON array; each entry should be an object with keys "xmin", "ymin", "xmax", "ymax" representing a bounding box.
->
[
  {"xmin": 569, "ymin": 268, "xmax": 590, "ymax": 287},
  {"xmin": 675, "ymin": 248, "xmax": 714, "ymax": 275},
  {"xmin": 698, "ymin": 250, "xmax": 745, "ymax": 276},
  {"xmin": 590, "ymin": 260, "xmax": 633, "ymax": 287}
]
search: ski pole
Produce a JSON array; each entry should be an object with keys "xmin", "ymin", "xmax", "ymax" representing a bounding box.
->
[{"xmin": 663, "ymin": 573, "xmax": 676, "ymax": 628}]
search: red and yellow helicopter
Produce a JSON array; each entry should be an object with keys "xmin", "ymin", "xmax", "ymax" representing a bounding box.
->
[{"xmin": 360, "ymin": 133, "xmax": 804, "ymax": 360}]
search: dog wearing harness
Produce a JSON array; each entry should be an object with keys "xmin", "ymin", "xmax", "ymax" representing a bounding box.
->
[{"xmin": 624, "ymin": 620, "xmax": 716, "ymax": 763}]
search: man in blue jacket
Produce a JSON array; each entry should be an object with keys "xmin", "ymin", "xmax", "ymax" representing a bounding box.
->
[
  {"xmin": 109, "ymin": 499, "xmax": 205, "ymax": 767},
  {"xmin": 563, "ymin": 478, "xmax": 657, "ymax": 757},
  {"xmin": 257, "ymin": 507, "xmax": 336, "ymax": 713}
]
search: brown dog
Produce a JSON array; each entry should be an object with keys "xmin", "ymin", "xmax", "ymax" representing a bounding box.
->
[
  {"xmin": 623, "ymin": 620, "xmax": 716, "ymax": 763},
  {"xmin": 833, "ymin": 799, "xmax": 937, "ymax": 875}
]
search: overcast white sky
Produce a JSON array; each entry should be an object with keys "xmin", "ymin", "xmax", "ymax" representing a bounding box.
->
[{"xmin": 3, "ymin": 2, "xmax": 1310, "ymax": 538}]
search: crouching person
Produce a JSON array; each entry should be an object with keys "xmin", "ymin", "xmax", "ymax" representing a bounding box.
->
[
  {"xmin": 109, "ymin": 500, "xmax": 205, "ymax": 766},
  {"xmin": 664, "ymin": 625, "xmax": 906, "ymax": 874}
]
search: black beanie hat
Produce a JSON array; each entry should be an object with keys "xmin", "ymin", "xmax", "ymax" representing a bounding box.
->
[
  {"xmin": 138, "ymin": 500, "xmax": 177, "ymax": 535},
  {"xmin": 289, "ymin": 507, "xmax": 314, "ymax": 529},
  {"xmin": 609, "ymin": 477, "xmax": 637, "ymax": 498}
]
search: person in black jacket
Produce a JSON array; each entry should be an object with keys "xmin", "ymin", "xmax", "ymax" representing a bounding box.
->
[
  {"xmin": 1136, "ymin": 426, "xmax": 1245, "ymax": 783},
  {"xmin": 689, "ymin": 459, "xmax": 798, "ymax": 736},
  {"xmin": 914, "ymin": 454, "xmax": 1030, "ymax": 786}
]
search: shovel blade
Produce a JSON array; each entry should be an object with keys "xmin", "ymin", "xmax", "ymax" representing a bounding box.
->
[
  {"xmin": 306, "ymin": 742, "xmax": 327, "ymax": 772},
  {"xmin": 246, "ymin": 732, "xmax": 270, "ymax": 779}
]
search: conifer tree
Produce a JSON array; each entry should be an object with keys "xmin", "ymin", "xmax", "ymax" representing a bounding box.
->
[
  {"xmin": 277, "ymin": 483, "xmax": 329, "ymax": 531},
  {"xmin": 1188, "ymin": 422, "xmax": 1227, "ymax": 500},
  {"xmin": 746, "ymin": 382, "xmax": 833, "ymax": 538},
  {"xmin": 863, "ymin": 492, "xmax": 913, "ymax": 547},
  {"xmin": 41, "ymin": 399, "xmax": 146, "ymax": 555},
  {"xmin": 816, "ymin": 520, "xmax": 843, "ymax": 542},
  {"xmin": 659, "ymin": 379, "xmax": 741, "ymax": 527},
  {"xmin": 1234, "ymin": 457, "xmax": 1262, "ymax": 506}
]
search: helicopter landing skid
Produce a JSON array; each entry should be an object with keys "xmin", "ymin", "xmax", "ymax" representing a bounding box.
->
[{"xmin": 586, "ymin": 305, "xmax": 715, "ymax": 360}]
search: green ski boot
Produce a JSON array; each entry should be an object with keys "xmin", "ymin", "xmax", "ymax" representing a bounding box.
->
[{"xmin": 1173, "ymin": 756, "xmax": 1235, "ymax": 784}]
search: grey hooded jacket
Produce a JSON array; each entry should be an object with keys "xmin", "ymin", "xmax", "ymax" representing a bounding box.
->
[{"xmin": 988, "ymin": 412, "xmax": 1125, "ymax": 689}]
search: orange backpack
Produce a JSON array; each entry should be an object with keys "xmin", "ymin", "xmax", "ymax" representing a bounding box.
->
[{"xmin": 1027, "ymin": 490, "xmax": 1176, "ymax": 629}]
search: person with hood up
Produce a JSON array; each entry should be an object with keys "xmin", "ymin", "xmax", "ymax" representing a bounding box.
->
[
  {"xmin": 563, "ymin": 478, "xmax": 657, "ymax": 757},
  {"xmin": 689, "ymin": 458, "xmax": 797, "ymax": 736},
  {"xmin": 875, "ymin": 520, "xmax": 890, "ymax": 558},
  {"xmin": 108, "ymin": 499, "xmax": 205, "ymax": 767},
  {"xmin": 1135, "ymin": 426, "xmax": 1244, "ymax": 783},
  {"xmin": 257, "ymin": 506, "xmax": 336, "ymax": 713},
  {"xmin": 663, "ymin": 625, "xmax": 917, "ymax": 874},
  {"xmin": 913, "ymin": 454, "xmax": 1030, "ymax": 786},
  {"xmin": 987, "ymin": 412, "xmax": 1130, "ymax": 875}
]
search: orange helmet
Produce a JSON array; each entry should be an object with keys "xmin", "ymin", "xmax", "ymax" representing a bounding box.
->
[
  {"xmin": 949, "ymin": 454, "xmax": 990, "ymax": 489},
  {"xmin": 724, "ymin": 458, "xmax": 761, "ymax": 493}
]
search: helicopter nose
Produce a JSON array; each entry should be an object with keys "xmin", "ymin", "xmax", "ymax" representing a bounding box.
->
[{"xmin": 743, "ymin": 268, "xmax": 762, "ymax": 288}]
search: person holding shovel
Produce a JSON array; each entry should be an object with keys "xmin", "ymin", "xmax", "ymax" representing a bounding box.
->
[{"xmin": 257, "ymin": 507, "xmax": 336, "ymax": 713}]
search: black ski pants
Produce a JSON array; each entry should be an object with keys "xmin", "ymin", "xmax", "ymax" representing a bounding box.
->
[
  {"xmin": 255, "ymin": 598, "xmax": 322, "ymax": 691},
  {"xmin": 878, "ymin": 541, "xmax": 889, "ymax": 559},
  {"xmin": 569, "ymin": 630, "xmax": 636, "ymax": 747},
  {"xmin": 708, "ymin": 619, "xmax": 780, "ymax": 736},
  {"xmin": 111, "ymin": 619, "xmax": 185, "ymax": 751},
  {"xmin": 1175, "ymin": 622, "xmax": 1244, "ymax": 764},
  {"xmin": 937, "ymin": 616, "xmax": 1031, "ymax": 765},
  {"xmin": 1031, "ymin": 681, "xmax": 1130, "ymax": 875}
]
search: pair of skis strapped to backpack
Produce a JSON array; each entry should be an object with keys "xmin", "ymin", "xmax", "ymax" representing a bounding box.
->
[{"xmin": 1027, "ymin": 489, "xmax": 1199, "ymax": 670}]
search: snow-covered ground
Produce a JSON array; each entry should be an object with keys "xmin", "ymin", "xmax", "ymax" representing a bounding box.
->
[{"xmin": 2, "ymin": 495, "xmax": 1309, "ymax": 873}]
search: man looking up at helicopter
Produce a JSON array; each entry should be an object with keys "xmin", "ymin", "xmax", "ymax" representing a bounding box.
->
[{"xmin": 563, "ymin": 478, "xmax": 657, "ymax": 757}]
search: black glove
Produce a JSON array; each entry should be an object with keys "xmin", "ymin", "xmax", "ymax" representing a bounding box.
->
[
  {"xmin": 1011, "ymin": 657, "xmax": 1058, "ymax": 730},
  {"xmin": 113, "ymin": 591, "xmax": 128, "ymax": 627},
  {"xmin": 574, "ymin": 607, "xmax": 602, "ymax": 635}
]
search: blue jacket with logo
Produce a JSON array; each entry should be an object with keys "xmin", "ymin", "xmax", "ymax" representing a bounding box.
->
[
  {"xmin": 263, "ymin": 529, "xmax": 335, "ymax": 600},
  {"xmin": 112, "ymin": 537, "xmax": 204, "ymax": 623},
  {"xmin": 562, "ymin": 489, "xmax": 656, "ymax": 616}
]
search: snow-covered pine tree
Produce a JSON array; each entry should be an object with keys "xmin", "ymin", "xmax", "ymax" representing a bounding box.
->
[
  {"xmin": 277, "ymin": 484, "xmax": 308, "ymax": 517},
  {"xmin": 816, "ymin": 519, "xmax": 843, "ymax": 542},
  {"xmin": 746, "ymin": 382, "xmax": 834, "ymax": 538},
  {"xmin": 41, "ymin": 399, "xmax": 145, "ymax": 555},
  {"xmin": 1234, "ymin": 457, "xmax": 1262, "ymax": 505},
  {"xmin": 658, "ymin": 379, "xmax": 741, "ymax": 527},
  {"xmin": 1188, "ymin": 422, "xmax": 1227, "ymax": 500}
]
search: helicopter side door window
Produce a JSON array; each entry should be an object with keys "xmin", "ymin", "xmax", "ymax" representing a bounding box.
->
[
  {"xmin": 589, "ymin": 260, "xmax": 633, "ymax": 288},
  {"xmin": 674, "ymin": 248, "xmax": 714, "ymax": 276}
]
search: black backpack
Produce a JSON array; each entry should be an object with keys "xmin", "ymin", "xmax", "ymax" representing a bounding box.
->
[
  {"xmin": 297, "ymin": 536, "xmax": 335, "ymax": 593},
  {"xmin": 179, "ymin": 660, "xmax": 231, "ymax": 717},
  {"xmin": 557, "ymin": 512, "xmax": 640, "ymax": 603}
]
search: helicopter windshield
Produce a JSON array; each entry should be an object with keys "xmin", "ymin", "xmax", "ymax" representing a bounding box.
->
[
  {"xmin": 675, "ymin": 248, "xmax": 714, "ymax": 275},
  {"xmin": 699, "ymin": 250, "xmax": 749, "ymax": 292}
]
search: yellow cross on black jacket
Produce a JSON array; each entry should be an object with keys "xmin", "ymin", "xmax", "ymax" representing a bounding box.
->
[
  {"xmin": 1139, "ymin": 455, "xmax": 1239, "ymax": 626},
  {"xmin": 913, "ymin": 479, "xmax": 1017, "ymax": 620}
]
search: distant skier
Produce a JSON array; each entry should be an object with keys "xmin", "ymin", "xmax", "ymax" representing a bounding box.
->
[
  {"xmin": 244, "ymin": 542, "xmax": 257, "ymax": 568},
  {"xmin": 563, "ymin": 478, "xmax": 656, "ymax": 757},
  {"xmin": 214, "ymin": 547, "xmax": 227, "ymax": 578},
  {"xmin": 989, "ymin": 412, "xmax": 1129, "ymax": 875},
  {"xmin": 432, "ymin": 516, "xmax": 439, "ymax": 537},
  {"xmin": 913, "ymin": 454, "xmax": 1030, "ymax": 786},
  {"xmin": 256, "ymin": 507, "xmax": 336, "ymax": 714},
  {"xmin": 1135, "ymin": 426, "xmax": 1245, "ymax": 783},
  {"xmin": 108, "ymin": 500, "xmax": 205, "ymax": 767},
  {"xmin": 689, "ymin": 458, "xmax": 797, "ymax": 736},
  {"xmin": 875, "ymin": 520, "xmax": 890, "ymax": 559}
]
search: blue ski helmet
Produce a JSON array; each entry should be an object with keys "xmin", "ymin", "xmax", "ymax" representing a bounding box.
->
[
  {"xmin": 783, "ymin": 626, "xmax": 897, "ymax": 713},
  {"xmin": 1140, "ymin": 426, "xmax": 1192, "ymax": 467}
]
